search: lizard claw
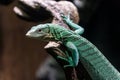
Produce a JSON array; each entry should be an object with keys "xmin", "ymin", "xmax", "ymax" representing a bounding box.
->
[
  {"xmin": 60, "ymin": 13, "xmax": 64, "ymax": 17},
  {"xmin": 64, "ymin": 64, "xmax": 74, "ymax": 68},
  {"xmin": 60, "ymin": 13, "xmax": 67, "ymax": 20},
  {"xmin": 57, "ymin": 56, "xmax": 75, "ymax": 68},
  {"xmin": 61, "ymin": 12, "xmax": 72, "ymax": 23},
  {"xmin": 57, "ymin": 56, "xmax": 69, "ymax": 62}
]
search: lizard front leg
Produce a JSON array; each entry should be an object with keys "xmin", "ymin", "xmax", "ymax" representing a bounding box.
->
[
  {"xmin": 61, "ymin": 14, "xmax": 84, "ymax": 35},
  {"xmin": 58, "ymin": 41, "xmax": 79, "ymax": 68}
]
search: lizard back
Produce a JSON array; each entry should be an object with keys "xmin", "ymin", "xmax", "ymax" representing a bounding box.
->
[{"xmin": 51, "ymin": 26, "xmax": 120, "ymax": 80}]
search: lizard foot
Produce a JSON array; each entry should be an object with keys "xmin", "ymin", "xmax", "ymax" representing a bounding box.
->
[
  {"xmin": 57, "ymin": 56, "xmax": 75, "ymax": 68},
  {"xmin": 61, "ymin": 13, "xmax": 72, "ymax": 23}
]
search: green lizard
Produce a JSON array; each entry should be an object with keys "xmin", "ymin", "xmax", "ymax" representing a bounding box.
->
[{"xmin": 26, "ymin": 15, "xmax": 120, "ymax": 80}]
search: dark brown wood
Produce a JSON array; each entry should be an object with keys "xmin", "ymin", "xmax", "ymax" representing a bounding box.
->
[{"xmin": 0, "ymin": 3, "xmax": 48, "ymax": 80}]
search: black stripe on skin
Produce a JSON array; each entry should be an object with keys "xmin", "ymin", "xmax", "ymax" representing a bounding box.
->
[
  {"xmin": 93, "ymin": 59, "xmax": 108, "ymax": 68},
  {"xmin": 71, "ymin": 37, "xmax": 81, "ymax": 41},
  {"xmin": 84, "ymin": 52, "xmax": 103, "ymax": 64},
  {"xmin": 95, "ymin": 63, "xmax": 117, "ymax": 78},
  {"xmin": 84, "ymin": 51, "xmax": 98, "ymax": 58},
  {"xmin": 81, "ymin": 47, "xmax": 94, "ymax": 53},
  {"xmin": 76, "ymin": 42, "xmax": 88, "ymax": 47}
]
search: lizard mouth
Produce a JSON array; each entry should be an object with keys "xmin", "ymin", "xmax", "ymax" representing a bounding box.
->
[
  {"xmin": 26, "ymin": 33, "xmax": 54, "ymax": 42},
  {"xmin": 13, "ymin": 0, "xmax": 52, "ymax": 22}
]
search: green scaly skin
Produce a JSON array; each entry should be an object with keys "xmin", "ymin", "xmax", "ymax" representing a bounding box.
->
[{"xmin": 26, "ymin": 15, "xmax": 120, "ymax": 80}]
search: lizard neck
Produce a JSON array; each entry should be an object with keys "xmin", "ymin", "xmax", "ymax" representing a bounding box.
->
[{"xmin": 49, "ymin": 26, "xmax": 74, "ymax": 42}]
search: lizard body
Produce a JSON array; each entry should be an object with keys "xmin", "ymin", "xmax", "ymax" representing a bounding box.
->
[{"xmin": 26, "ymin": 15, "xmax": 120, "ymax": 80}]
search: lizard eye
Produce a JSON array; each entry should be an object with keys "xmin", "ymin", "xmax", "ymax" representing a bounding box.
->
[{"xmin": 38, "ymin": 29, "xmax": 42, "ymax": 32}]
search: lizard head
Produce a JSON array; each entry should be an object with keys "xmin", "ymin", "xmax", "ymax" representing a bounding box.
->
[{"xmin": 26, "ymin": 24, "xmax": 54, "ymax": 41}]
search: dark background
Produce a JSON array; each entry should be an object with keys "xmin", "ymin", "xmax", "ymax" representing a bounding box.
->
[{"xmin": 81, "ymin": 0, "xmax": 120, "ymax": 71}]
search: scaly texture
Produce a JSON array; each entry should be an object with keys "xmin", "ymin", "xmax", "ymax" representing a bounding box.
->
[{"xmin": 26, "ymin": 15, "xmax": 120, "ymax": 80}]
